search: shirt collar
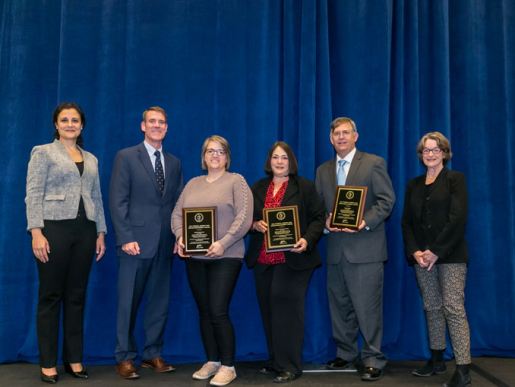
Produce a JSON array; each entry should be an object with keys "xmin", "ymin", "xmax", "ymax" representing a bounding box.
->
[
  {"xmin": 144, "ymin": 140, "xmax": 163, "ymax": 156},
  {"xmin": 336, "ymin": 147, "xmax": 357, "ymax": 165}
]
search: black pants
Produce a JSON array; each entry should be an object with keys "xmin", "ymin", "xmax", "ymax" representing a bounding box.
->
[
  {"xmin": 253, "ymin": 262, "xmax": 315, "ymax": 375},
  {"xmin": 185, "ymin": 258, "xmax": 242, "ymax": 367},
  {"xmin": 36, "ymin": 213, "xmax": 97, "ymax": 368}
]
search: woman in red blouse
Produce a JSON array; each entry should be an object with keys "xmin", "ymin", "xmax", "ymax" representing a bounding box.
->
[{"xmin": 245, "ymin": 142, "xmax": 325, "ymax": 383}]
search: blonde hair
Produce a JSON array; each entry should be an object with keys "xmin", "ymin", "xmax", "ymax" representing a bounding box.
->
[{"xmin": 201, "ymin": 135, "xmax": 231, "ymax": 171}]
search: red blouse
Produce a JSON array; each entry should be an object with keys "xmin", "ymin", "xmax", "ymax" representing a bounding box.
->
[{"xmin": 257, "ymin": 180, "xmax": 288, "ymax": 265}]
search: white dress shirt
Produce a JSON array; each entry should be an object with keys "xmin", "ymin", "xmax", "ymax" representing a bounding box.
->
[{"xmin": 144, "ymin": 141, "xmax": 165, "ymax": 175}]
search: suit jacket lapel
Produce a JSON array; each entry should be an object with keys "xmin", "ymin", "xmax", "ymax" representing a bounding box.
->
[
  {"xmin": 163, "ymin": 151, "xmax": 173, "ymax": 194},
  {"xmin": 53, "ymin": 140, "xmax": 81, "ymax": 178},
  {"xmin": 327, "ymin": 158, "xmax": 337, "ymax": 192},
  {"xmin": 255, "ymin": 178, "xmax": 271, "ymax": 207},
  {"xmin": 426, "ymin": 167, "xmax": 447, "ymax": 196},
  {"xmin": 138, "ymin": 142, "xmax": 161, "ymax": 195},
  {"xmin": 282, "ymin": 176, "xmax": 299, "ymax": 204},
  {"xmin": 81, "ymin": 149, "xmax": 91, "ymax": 178},
  {"xmin": 346, "ymin": 149, "xmax": 362, "ymax": 185}
]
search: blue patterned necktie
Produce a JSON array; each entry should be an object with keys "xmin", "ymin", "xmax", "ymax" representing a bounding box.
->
[
  {"xmin": 337, "ymin": 159, "xmax": 347, "ymax": 186},
  {"xmin": 154, "ymin": 150, "xmax": 165, "ymax": 194}
]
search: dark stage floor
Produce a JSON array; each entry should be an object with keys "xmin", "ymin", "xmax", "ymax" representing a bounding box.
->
[{"xmin": 0, "ymin": 357, "xmax": 512, "ymax": 386}]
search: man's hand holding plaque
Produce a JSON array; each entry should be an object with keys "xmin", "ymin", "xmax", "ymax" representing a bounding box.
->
[
  {"xmin": 262, "ymin": 205, "xmax": 301, "ymax": 252},
  {"xmin": 329, "ymin": 186, "xmax": 368, "ymax": 231},
  {"xmin": 182, "ymin": 207, "xmax": 217, "ymax": 255}
]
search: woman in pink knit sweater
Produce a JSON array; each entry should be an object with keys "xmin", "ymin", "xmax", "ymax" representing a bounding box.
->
[{"xmin": 171, "ymin": 135, "xmax": 252, "ymax": 386}]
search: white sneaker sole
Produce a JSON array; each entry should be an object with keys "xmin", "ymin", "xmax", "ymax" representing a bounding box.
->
[
  {"xmin": 193, "ymin": 371, "xmax": 218, "ymax": 380},
  {"xmin": 210, "ymin": 375, "xmax": 236, "ymax": 386}
]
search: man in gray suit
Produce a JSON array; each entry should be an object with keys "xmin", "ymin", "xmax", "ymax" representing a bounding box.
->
[{"xmin": 315, "ymin": 117, "xmax": 395, "ymax": 382}]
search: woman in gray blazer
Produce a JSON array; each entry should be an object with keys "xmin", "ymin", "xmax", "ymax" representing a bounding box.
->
[
  {"xmin": 401, "ymin": 132, "xmax": 471, "ymax": 387},
  {"xmin": 25, "ymin": 102, "xmax": 107, "ymax": 383}
]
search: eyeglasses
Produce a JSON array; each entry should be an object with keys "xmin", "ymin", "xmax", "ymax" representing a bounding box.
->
[
  {"xmin": 422, "ymin": 148, "xmax": 442, "ymax": 155},
  {"xmin": 206, "ymin": 149, "xmax": 226, "ymax": 156},
  {"xmin": 333, "ymin": 130, "xmax": 353, "ymax": 137}
]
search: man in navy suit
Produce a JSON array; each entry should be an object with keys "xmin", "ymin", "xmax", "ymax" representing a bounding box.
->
[
  {"xmin": 109, "ymin": 107, "xmax": 183, "ymax": 379},
  {"xmin": 316, "ymin": 117, "xmax": 395, "ymax": 382}
]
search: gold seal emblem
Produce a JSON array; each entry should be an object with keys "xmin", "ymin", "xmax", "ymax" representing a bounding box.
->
[
  {"xmin": 276, "ymin": 211, "xmax": 286, "ymax": 220},
  {"xmin": 194, "ymin": 213, "xmax": 204, "ymax": 222}
]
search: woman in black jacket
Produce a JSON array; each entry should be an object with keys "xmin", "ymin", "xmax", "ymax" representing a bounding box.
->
[
  {"xmin": 401, "ymin": 132, "xmax": 471, "ymax": 387},
  {"xmin": 245, "ymin": 142, "xmax": 325, "ymax": 383}
]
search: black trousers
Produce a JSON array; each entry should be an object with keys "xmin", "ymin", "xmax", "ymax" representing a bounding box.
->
[
  {"xmin": 185, "ymin": 258, "xmax": 242, "ymax": 367},
  {"xmin": 36, "ymin": 213, "xmax": 97, "ymax": 368},
  {"xmin": 253, "ymin": 262, "xmax": 315, "ymax": 375}
]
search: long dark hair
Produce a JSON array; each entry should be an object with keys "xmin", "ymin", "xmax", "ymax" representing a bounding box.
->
[{"xmin": 52, "ymin": 102, "xmax": 85, "ymax": 148}]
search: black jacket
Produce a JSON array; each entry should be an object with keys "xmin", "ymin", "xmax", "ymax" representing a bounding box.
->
[
  {"xmin": 245, "ymin": 175, "xmax": 325, "ymax": 270},
  {"xmin": 401, "ymin": 167, "xmax": 469, "ymax": 265}
]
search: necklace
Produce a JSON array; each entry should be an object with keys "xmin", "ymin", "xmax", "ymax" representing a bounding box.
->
[
  {"xmin": 426, "ymin": 167, "xmax": 442, "ymax": 181},
  {"xmin": 426, "ymin": 173, "xmax": 438, "ymax": 184}
]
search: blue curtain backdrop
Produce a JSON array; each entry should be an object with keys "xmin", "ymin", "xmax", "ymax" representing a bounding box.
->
[{"xmin": 1, "ymin": 0, "xmax": 514, "ymax": 364}]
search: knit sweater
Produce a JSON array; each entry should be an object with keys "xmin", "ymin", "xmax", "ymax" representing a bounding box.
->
[{"xmin": 171, "ymin": 172, "xmax": 253, "ymax": 259}]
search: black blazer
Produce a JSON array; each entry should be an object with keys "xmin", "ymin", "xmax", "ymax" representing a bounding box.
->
[
  {"xmin": 245, "ymin": 175, "xmax": 325, "ymax": 270},
  {"xmin": 401, "ymin": 167, "xmax": 469, "ymax": 265}
]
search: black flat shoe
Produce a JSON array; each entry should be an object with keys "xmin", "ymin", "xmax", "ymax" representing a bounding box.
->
[
  {"xmin": 444, "ymin": 365, "xmax": 471, "ymax": 387},
  {"xmin": 412, "ymin": 360, "xmax": 446, "ymax": 377},
  {"xmin": 273, "ymin": 371, "xmax": 301, "ymax": 383},
  {"xmin": 413, "ymin": 349, "xmax": 446, "ymax": 377},
  {"xmin": 64, "ymin": 363, "xmax": 89, "ymax": 379},
  {"xmin": 326, "ymin": 357, "xmax": 357, "ymax": 372},
  {"xmin": 40, "ymin": 371, "xmax": 58, "ymax": 384},
  {"xmin": 361, "ymin": 367, "xmax": 383, "ymax": 382},
  {"xmin": 259, "ymin": 365, "xmax": 277, "ymax": 374}
]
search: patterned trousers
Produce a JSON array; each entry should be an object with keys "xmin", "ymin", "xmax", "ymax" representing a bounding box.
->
[{"xmin": 414, "ymin": 263, "xmax": 471, "ymax": 365}]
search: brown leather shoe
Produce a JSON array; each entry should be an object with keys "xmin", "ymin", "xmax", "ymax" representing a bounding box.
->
[
  {"xmin": 117, "ymin": 359, "xmax": 139, "ymax": 379},
  {"xmin": 141, "ymin": 357, "xmax": 175, "ymax": 373}
]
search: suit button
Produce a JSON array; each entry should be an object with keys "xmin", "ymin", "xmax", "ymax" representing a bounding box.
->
[
  {"xmin": 427, "ymin": 225, "xmax": 432, "ymax": 229},
  {"xmin": 426, "ymin": 196, "xmax": 430, "ymax": 200},
  {"xmin": 427, "ymin": 211, "xmax": 431, "ymax": 215},
  {"xmin": 157, "ymin": 222, "xmax": 161, "ymax": 225}
]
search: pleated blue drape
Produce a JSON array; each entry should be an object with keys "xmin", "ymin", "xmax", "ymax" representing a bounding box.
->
[{"xmin": 1, "ymin": 0, "xmax": 513, "ymax": 364}]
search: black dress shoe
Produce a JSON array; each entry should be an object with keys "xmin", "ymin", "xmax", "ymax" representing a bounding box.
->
[
  {"xmin": 413, "ymin": 349, "xmax": 446, "ymax": 377},
  {"xmin": 259, "ymin": 365, "xmax": 277, "ymax": 374},
  {"xmin": 361, "ymin": 367, "xmax": 383, "ymax": 382},
  {"xmin": 273, "ymin": 371, "xmax": 301, "ymax": 383},
  {"xmin": 326, "ymin": 357, "xmax": 357, "ymax": 371},
  {"xmin": 41, "ymin": 371, "xmax": 58, "ymax": 384},
  {"xmin": 444, "ymin": 365, "xmax": 471, "ymax": 387},
  {"xmin": 63, "ymin": 363, "xmax": 89, "ymax": 379},
  {"xmin": 412, "ymin": 360, "xmax": 446, "ymax": 377}
]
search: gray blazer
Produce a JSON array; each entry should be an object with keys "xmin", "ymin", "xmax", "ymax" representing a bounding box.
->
[
  {"xmin": 315, "ymin": 150, "xmax": 395, "ymax": 264},
  {"xmin": 25, "ymin": 139, "xmax": 107, "ymax": 234}
]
